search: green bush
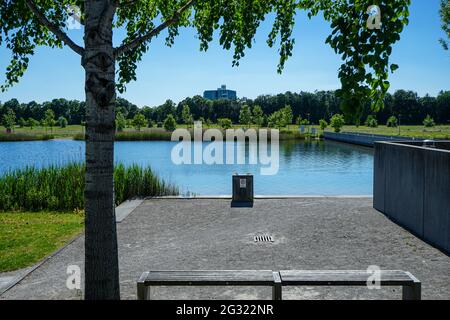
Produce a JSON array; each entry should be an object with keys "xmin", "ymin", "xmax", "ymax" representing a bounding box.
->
[
  {"xmin": 132, "ymin": 113, "xmax": 147, "ymax": 131},
  {"xmin": 268, "ymin": 106, "xmax": 293, "ymax": 129},
  {"xmin": 0, "ymin": 163, "xmax": 178, "ymax": 212},
  {"xmin": 218, "ymin": 118, "xmax": 233, "ymax": 129},
  {"xmin": 386, "ymin": 116, "xmax": 398, "ymax": 127},
  {"xmin": 319, "ymin": 119, "xmax": 328, "ymax": 131},
  {"xmin": 115, "ymin": 112, "xmax": 126, "ymax": 132},
  {"xmin": 364, "ymin": 115, "xmax": 378, "ymax": 128},
  {"xmin": 330, "ymin": 114, "xmax": 345, "ymax": 133},
  {"xmin": 58, "ymin": 116, "xmax": 68, "ymax": 128},
  {"xmin": 18, "ymin": 117, "xmax": 26, "ymax": 128},
  {"xmin": 27, "ymin": 118, "xmax": 39, "ymax": 129},
  {"xmin": 423, "ymin": 114, "xmax": 435, "ymax": 127},
  {"xmin": 2, "ymin": 108, "xmax": 16, "ymax": 132},
  {"xmin": 163, "ymin": 114, "xmax": 177, "ymax": 131},
  {"xmin": 239, "ymin": 105, "xmax": 252, "ymax": 127},
  {"xmin": 296, "ymin": 116, "xmax": 309, "ymax": 126}
]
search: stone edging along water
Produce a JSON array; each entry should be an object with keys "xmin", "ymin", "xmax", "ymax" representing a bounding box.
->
[
  {"xmin": 324, "ymin": 131, "xmax": 423, "ymax": 147},
  {"xmin": 147, "ymin": 195, "xmax": 373, "ymax": 199}
]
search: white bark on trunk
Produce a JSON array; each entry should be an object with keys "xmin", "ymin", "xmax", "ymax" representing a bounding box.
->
[{"xmin": 82, "ymin": 0, "xmax": 120, "ymax": 300}]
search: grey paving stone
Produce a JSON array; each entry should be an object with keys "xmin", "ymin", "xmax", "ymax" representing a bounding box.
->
[{"xmin": 1, "ymin": 198, "xmax": 449, "ymax": 300}]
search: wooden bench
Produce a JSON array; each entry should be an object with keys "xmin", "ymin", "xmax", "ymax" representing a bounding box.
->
[
  {"xmin": 137, "ymin": 270, "xmax": 281, "ymax": 300},
  {"xmin": 137, "ymin": 270, "xmax": 420, "ymax": 300},
  {"xmin": 278, "ymin": 270, "xmax": 421, "ymax": 300}
]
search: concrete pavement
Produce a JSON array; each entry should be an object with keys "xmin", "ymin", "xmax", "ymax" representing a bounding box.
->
[{"xmin": 1, "ymin": 198, "xmax": 449, "ymax": 300}]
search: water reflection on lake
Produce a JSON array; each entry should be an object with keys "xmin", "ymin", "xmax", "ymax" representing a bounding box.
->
[{"xmin": 0, "ymin": 140, "xmax": 373, "ymax": 195}]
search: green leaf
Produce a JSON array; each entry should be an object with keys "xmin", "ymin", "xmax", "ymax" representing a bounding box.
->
[{"xmin": 390, "ymin": 63, "xmax": 399, "ymax": 72}]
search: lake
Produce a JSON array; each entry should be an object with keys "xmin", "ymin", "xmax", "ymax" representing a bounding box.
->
[{"xmin": 0, "ymin": 140, "xmax": 373, "ymax": 195}]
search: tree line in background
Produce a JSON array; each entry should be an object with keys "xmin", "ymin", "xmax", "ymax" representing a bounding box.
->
[{"xmin": 1, "ymin": 90, "xmax": 450, "ymax": 132}]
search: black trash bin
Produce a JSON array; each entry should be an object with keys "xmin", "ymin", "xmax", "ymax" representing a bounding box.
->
[{"xmin": 232, "ymin": 174, "xmax": 254, "ymax": 205}]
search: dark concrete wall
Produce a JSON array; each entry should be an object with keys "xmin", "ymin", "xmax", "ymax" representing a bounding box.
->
[
  {"xmin": 325, "ymin": 132, "xmax": 418, "ymax": 147},
  {"xmin": 374, "ymin": 142, "xmax": 450, "ymax": 254},
  {"xmin": 393, "ymin": 141, "xmax": 450, "ymax": 150}
]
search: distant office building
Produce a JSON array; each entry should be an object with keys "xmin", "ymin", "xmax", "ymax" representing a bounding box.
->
[{"xmin": 203, "ymin": 85, "xmax": 237, "ymax": 100}]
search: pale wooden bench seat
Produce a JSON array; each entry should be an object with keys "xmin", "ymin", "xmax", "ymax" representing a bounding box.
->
[
  {"xmin": 137, "ymin": 270, "xmax": 421, "ymax": 300},
  {"xmin": 279, "ymin": 270, "xmax": 421, "ymax": 300},
  {"xmin": 137, "ymin": 270, "xmax": 280, "ymax": 300}
]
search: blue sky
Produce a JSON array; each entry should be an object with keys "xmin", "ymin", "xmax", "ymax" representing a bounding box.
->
[{"xmin": 0, "ymin": 0, "xmax": 449, "ymax": 107}]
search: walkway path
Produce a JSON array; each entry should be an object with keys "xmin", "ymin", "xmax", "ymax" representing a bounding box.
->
[{"xmin": 1, "ymin": 198, "xmax": 449, "ymax": 299}]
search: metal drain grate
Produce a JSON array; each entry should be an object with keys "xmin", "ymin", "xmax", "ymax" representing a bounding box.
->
[{"xmin": 254, "ymin": 234, "xmax": 274, "ymax": 243}]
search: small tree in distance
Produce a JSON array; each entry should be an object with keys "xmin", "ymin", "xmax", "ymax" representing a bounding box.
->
[
  {"xmin": 297, "ymin": 115, "xmax": 309, "ymax": 126},
  {"xmin": 43, "ymin": 109, "xmax": 55, "ymax": 133},
  {"xmin": 181, "ymin": 105, "xmax": 194, "ymax": 128},
  {"xmin": 239, "ymin": 105, "xmax": 252, "ymax": 128},
  {"xmin": 28, "ymin": 118, "xmax": 39, "ymax": 130},
  {"xmin": 281, "ymin": 106, "xmax": 293, "ymax": 127},
  {"xmin": 163, "ymin": 114, "xmax": 177, "ymax": 131},
  {"xmin": 132, "ymin": 113, "xmax": 147, "ymax": 131},
  {"xmin": 58, "ymin": 116, "xmax": 68, "ymax": 128},
  {"xmin": 319, "ymin": 119, "xmax": 328, "ymax": 131},
  {"xmin": 423, "ymin": 114, "xmax": 436, "ymax": 127},
  {"xmin": 330, "ymin": 114, "xmax": 345, "ymax": 133},
  {"xmin": 115, "ymin": 112, "xmax": 126, "ymax": 132},
  {"xmin": 268, "ymin": 106, "xmax": 293, "ymax": 129},
  {"xmin": 252, "ymin": 105, "xmax": 264, "ymax": 128},
  {"xmin": 365, "ymin": 115, "xmax": 378, "ymax": 128},
  {"xmin": 386, "ymin": 116, "xmax": 398, "ymax": 127},
  {"xmin": 2, "ymin": 108, "xmax": 16, "ymax": 133},
  {"xmin": 218, "ymin": 118, "xmax": 233, "ymax": 129},
  {"xmin": 18, "ymin": 117, "xmax": 27, "ymax": 128}
]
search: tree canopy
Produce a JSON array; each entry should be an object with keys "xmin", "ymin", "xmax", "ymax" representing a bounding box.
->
[
  {"xmin": 2, "ymin": 89, "xmax": 449, "ymax": 127},
  {"xmin": 440, "ymin": 0, "xmax": 450, "ymax": 50},
  {"xmin": 1, "ymin": 0, "xmax": 411, "ymax": 118}
]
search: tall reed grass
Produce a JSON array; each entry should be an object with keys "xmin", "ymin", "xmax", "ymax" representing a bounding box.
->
[
  {"xmin": 74, "ymin": 130, "xmax": 316, "ymax": 141},
  {"xmin": 74, "ymin": 131, "xmax": 173, "ymax": 141},
  {"xmin": 0, "ymin": 133, "xmax": 54, "ymax": 141},
  {"xmin": 115, "ymin": 131, "xmax": 173, "ymax": 141},
  {"xmin": 0, "ymin": 163, "xmax": 178, "ymax": 212}
]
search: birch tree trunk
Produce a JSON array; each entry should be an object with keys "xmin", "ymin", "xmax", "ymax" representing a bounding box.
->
[{"xmin": 82, "ymin": 0, "xmax": 120, "ymax": 300}]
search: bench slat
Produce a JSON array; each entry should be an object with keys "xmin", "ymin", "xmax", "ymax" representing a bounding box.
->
[
  {"xmin": 279, "ymin": 270, "xmax": 415, "ymax": 286},
  {"xmin": 143, "ymin": 270, "xmax": 274, "ymax": 286}
]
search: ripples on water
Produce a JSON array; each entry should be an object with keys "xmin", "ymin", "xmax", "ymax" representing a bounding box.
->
[{"xmin": 0, "ymin": 140, "xmax": 373, "ymax": 195}]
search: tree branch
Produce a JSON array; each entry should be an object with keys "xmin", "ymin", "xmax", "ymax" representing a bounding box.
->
[
  {"xmin": 25, "ymin": 0, "xmax": 85, "ymax": 56},
  {"xmin": 114, "ymin": 0, "xmax": 196, "ymax": 58}
]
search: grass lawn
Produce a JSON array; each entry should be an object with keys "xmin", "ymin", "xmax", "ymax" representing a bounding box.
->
[
  {"xmin": 2, "ymin": 124, "xmax": 450, "ymax": 140},
  {"xmin": 0, "ymin": 125, "xmax": 84, "ymax": 139},
  {"xmin": 332, "ymin": 125, "xmax": 450, "ymax": 139},
  {"xmin": 0, "ymin": 212, "xmax": 84, "ymax": 272}
]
